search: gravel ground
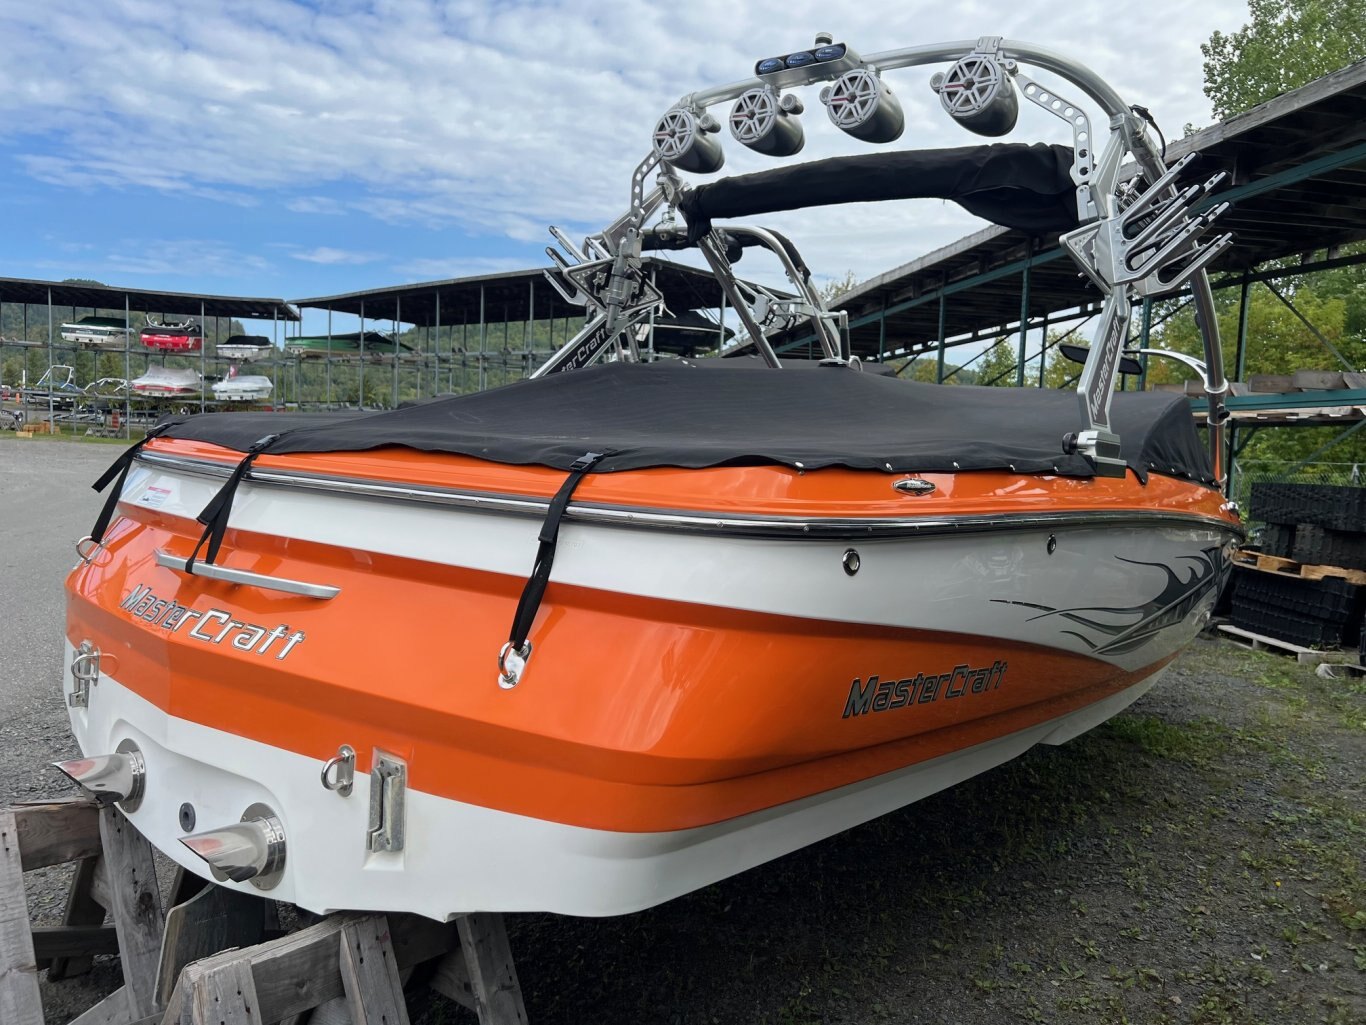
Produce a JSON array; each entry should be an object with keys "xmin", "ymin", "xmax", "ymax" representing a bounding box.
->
[{"xmin": 2, "ymin": 437, "xmax": 1363, "ymax": 1025}]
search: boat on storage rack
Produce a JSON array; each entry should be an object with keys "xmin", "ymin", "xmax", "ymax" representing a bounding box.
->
[
  {"xmin": 62, "ymin": 33, "xmax": 1240, "ymax": 920},
  {"xmin": 130, "ymin": 365, "xmax": 201, "ymax": 398},
  {"xmin": 284, "ymin": 331, "xmax": 415, "ymax": 360},
  {"xmin": 216, "ymin": 335, "xmax": 274, "ymax": 362},
  {"xmin": 60, "ymin": 316, "xmax": 132, "ymax": 349},
  {"xmin": 211, "ymin": 368, "xmax": 274, "ymax": 402},
  {"xmin": 140, "ymin": 319, "xmax": 203, "ymax": 353}
]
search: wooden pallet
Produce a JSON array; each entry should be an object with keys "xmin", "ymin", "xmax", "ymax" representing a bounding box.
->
[
  {"xmin": 1, "ymin": 799, "xmax": 528, "ymax": 1025},
  {"xmin": 1234, "ymin": 549, "xmax": 1366, "ymax": 585},
  {"xmin": 1216, "ymin": 623, "xmax": 1357, "ymax": 665}
]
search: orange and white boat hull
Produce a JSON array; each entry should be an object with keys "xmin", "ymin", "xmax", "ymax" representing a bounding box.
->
[{"xmin": 63, "ymin": 446, "xmax": 1240, "ymax": 917}]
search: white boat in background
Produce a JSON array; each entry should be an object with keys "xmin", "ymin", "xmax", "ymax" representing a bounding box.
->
[
  {"xmin": 217, "ymin": 335, "xmax": 274, "ymax": 362},
  {"xmin": 212, "ymin": 370, "xmax": 273, "ymax": 402},
  {"xmin": 130, "ymin": 366, "xmax": 201, "ymax": 398},
  {"xmin": 60, "ymin": 316, "xmax": 132, "ymax": 349}
]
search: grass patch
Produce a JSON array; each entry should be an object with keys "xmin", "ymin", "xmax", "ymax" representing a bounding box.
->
[{"xmin": 1105, "ymin": 714, "xmax": 1228, "ymax": 764}]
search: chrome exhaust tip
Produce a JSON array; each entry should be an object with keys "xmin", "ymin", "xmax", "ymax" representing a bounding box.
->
[
  {"xmin": 179, "ymin": 803, "xmax": 285, "ymax": 890},
  {"xmin": 52, "ymin": 741, "xmax": 145, "ymax": 811}
]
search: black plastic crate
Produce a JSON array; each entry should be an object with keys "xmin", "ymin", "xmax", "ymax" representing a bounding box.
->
[
  {"xmin": 1229, "ymin": 602, "xmax": 1347, "ymax": 648},
  {"xmin": 1290, "ymin": 525, "xmax": 1366, "ymax": 570},
  {"xmin": 1260, "ymin": 523, "xmax": 1296, "ymax": 558},
  {"xmin": 1249, "ymin": 482, "xmax": 1366, "ymax": 532},
  {"xmin": 1231, "ymin": 567, "xmax": 1364, "ymax": 624}
]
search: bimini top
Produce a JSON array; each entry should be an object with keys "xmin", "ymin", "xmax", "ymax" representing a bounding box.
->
[{"xmin": 150, "ymin": 361, "xmax": 1215, "ymax": 486}]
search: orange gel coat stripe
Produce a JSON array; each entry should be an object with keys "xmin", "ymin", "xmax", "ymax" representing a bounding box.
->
[{"xmin": 71, "ymin": 507, "xmax": 1179, "ymax": 833}]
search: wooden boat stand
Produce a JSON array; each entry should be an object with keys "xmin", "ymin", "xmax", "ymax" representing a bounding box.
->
[{"xmin": 2, "ymin": 799, "xmax": 528, "ymax": 1024}]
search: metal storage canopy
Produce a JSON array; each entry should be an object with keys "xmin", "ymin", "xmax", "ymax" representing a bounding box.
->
[
  {"xmin": 291, "ymin": 258, "xmax": 733, "ymax": 325},
  {"xmin": 0, "ymin": 278, "xmax": 299, "ymax": 321},
  {"xmin": 776, "ymin": 58, "xmax": 1366, "ymax": 360}
]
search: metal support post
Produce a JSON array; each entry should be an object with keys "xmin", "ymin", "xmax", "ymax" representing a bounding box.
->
[
  {"xmin": 935, "ymin": 289, "xmax": 947, "ymax": 383},
  {"xmin": 1016, "ymin": 257, "xmax": 1031, "ymax": 387}
]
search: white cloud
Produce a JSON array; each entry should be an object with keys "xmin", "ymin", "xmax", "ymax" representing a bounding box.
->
[
  {"xmin": 391, "ymin": 255, "xmax": 537, "ymax": 280},
  {"xmin": 28, "ymin": 238, "xmax": 275, "ymax": 283},
  {"xmin": 290, "ymin": 246, "xmax": 384, "ymax": 265},
  {"xmin": 0, "ymin": 1, "xmax": 1249, "ymax": 284},
  {"xmin": 286, "ymin": 196, "xmax": 347, "ymax": 215}
]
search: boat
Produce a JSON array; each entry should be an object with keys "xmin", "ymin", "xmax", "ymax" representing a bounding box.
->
[
  {"xmin": 60, "ymin": 316, "xmax": 131, "ymax": 349},
  {"xmin": 83, "ymin": 378, "xmax": 130, "ymax": 412},
  {"xmin": 217, "ymin": 335, "xmax": 274, "ymax": 362},
  {"xmin": 129, "ymin": 365, "xmax": 201, "ymax": 398},
  {"xmin": 284, "ymin": 331, "xmax": 415, "ymax": 360},
  {"xmin": 24, "ymin": 364, "xmax": 86, "ymax": 407},
  {"xmin": 62, "ymin": 35, "xmax": 1240, "ymax": 920},
  {"xmin": 211, "ymin": 368, "xmax": 273, "ymax": 402},
  {"xmin": 140, "ymin": 319, "xmax": 203, "ymax": 353}
]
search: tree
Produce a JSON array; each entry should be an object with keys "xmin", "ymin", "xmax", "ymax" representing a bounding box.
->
[
  {"xmin": 1202, "ymin": 0, "xmax": 1366, "ymax": 119},
  {"xmin": 975, "ymin": 338, "xmax": 1021, "ymax": 386},
  {"xmin": 817, "ymin": 270, "xmax": 860, "ymax": 306}
]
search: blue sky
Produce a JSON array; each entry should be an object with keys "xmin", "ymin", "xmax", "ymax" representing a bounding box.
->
[{"xmin": 0, "ymin": 0, "xmax": 1248, "ymax": 332}]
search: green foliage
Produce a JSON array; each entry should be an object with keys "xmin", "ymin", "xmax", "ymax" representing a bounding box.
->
[
  {"xmin": 975, "ymin": 338, "xmax": 1023, "ymax": 386},
  {"xmin": 1202, "ymin": 0, "xmax": 1366, "ymax": 120}
]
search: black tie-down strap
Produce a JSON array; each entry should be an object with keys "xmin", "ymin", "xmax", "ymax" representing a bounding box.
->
[
  {"xmin": 185, "ymin": 433, "xmax": 281, "ymax": 571},
  {"xmin": 499, "ymin": 451, "xmax": 607, "ymax": 688},
  {"xmin": 85, "ymin": 420, "xmax": 182, "ymax": 553}
]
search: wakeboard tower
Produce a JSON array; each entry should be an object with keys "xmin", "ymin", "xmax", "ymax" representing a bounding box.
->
[{"xmin": 60, "ymin": 35, "xmax": 1241, "ymax": 919}]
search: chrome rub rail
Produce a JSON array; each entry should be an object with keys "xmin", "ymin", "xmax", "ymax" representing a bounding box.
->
[{"xmin": 136, "ymin": 452, "xmax": 1245, "ymax": 543}]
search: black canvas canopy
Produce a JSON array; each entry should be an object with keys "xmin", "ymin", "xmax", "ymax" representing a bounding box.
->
[
  {"xmin": 148, "ymin": 361, "xmax": 1214, "ymax": 486},
  {"xmin": 677, "ymin": 143, "xmax": 1079, "ymax": 241}
]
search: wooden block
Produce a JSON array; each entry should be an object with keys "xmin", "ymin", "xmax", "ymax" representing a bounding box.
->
[
  {"xmin": 0, "ymin": 809, "xmax": 44, "ymax": 1025},
  {"xmin": 12, "ymin": 799, "xmax": 102, "ymax": 871},
  {"xmin": 1292, "ymin": 369, "xmax": 1346, "ymax": 391},
  {"xmin": 100, "ymin": 807, "xmax": 166, "ymax": 1019},
  {"xmin": 171, "ymin": 912, "xmax": 453, "ymax": 1025},
  {"xmin": 1344, "ymin": 372, "xmax": 1366, "ymax": 390},
  {"xmin": 190, "ymin": 959, "xmax": 261, "ymax": 1025},
  {"xmin": 66, "ymin": 986, "xmax": 130, "ymax": 1025},
  {"xmin": 155, "ymin": 882, "xmax": 267, "ymax": 1008},
  {"xmin": 47, "ymin": 855, "xmax": 108, "ymax": 979},
  {"xmin": 1300, "ymin": 563, "xmax": 1366, "ymax": 584},
  {"xmin": 91, "ymin": 855, "xmax": 110, "ymax": 911},
  {"xmin": 428, "ymin": 949, "xmax": 477, "ymax": 1011},
  {"xmin": 455, "ymin": 914, "xmax": 528, "ymax": 1025},
  {"xmin": 339, "ymin": 917, "xmax": 410, "ymax": 1025},
  {"xmin": 1247, "ymin": 373, "xmax": 1294, "ymax": 393},
  {"xmin": 31, "ymin": 923, "xmax": 119, "ymax": 961}
]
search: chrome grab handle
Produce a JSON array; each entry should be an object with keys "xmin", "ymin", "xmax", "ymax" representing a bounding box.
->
[{"xmin": 153, "ymin": 549, "xmax": 340, "ymax": 599}]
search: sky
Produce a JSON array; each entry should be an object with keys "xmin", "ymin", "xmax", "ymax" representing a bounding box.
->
[{"xmin": 0, "ymin": 0, "xmax": 1251, "ymax": 333}]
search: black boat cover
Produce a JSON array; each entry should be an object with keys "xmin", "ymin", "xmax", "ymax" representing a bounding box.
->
[
  {"xmin": 678, "ymin": 144, "xmax": 1079, "ymax": 242},
  {"xmin": 150, "ymin": 361, "xmax": 1214, "ymax": 486}
]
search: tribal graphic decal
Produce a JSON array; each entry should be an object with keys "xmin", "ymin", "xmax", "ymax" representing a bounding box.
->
[{"xmin": 991, "ymin": 547, "xmax": 1228, "ymax": 656}]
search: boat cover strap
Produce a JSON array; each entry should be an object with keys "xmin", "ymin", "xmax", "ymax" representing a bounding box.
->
[
  {"xmin": 88, "ymin": 420, "xmax": 180, "ymax": 545},
  {"xmin": 507, "ymin": 451, "xmax": 609, "ymax": 656},
  {"xmin": 186, "ymin": 433, "xmax": 282, "ymax": 569}
]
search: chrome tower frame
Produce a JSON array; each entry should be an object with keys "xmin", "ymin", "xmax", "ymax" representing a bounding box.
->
[{"xmin": 536, "ymin": 35, "xmax": 1232, "ymax": 489}]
